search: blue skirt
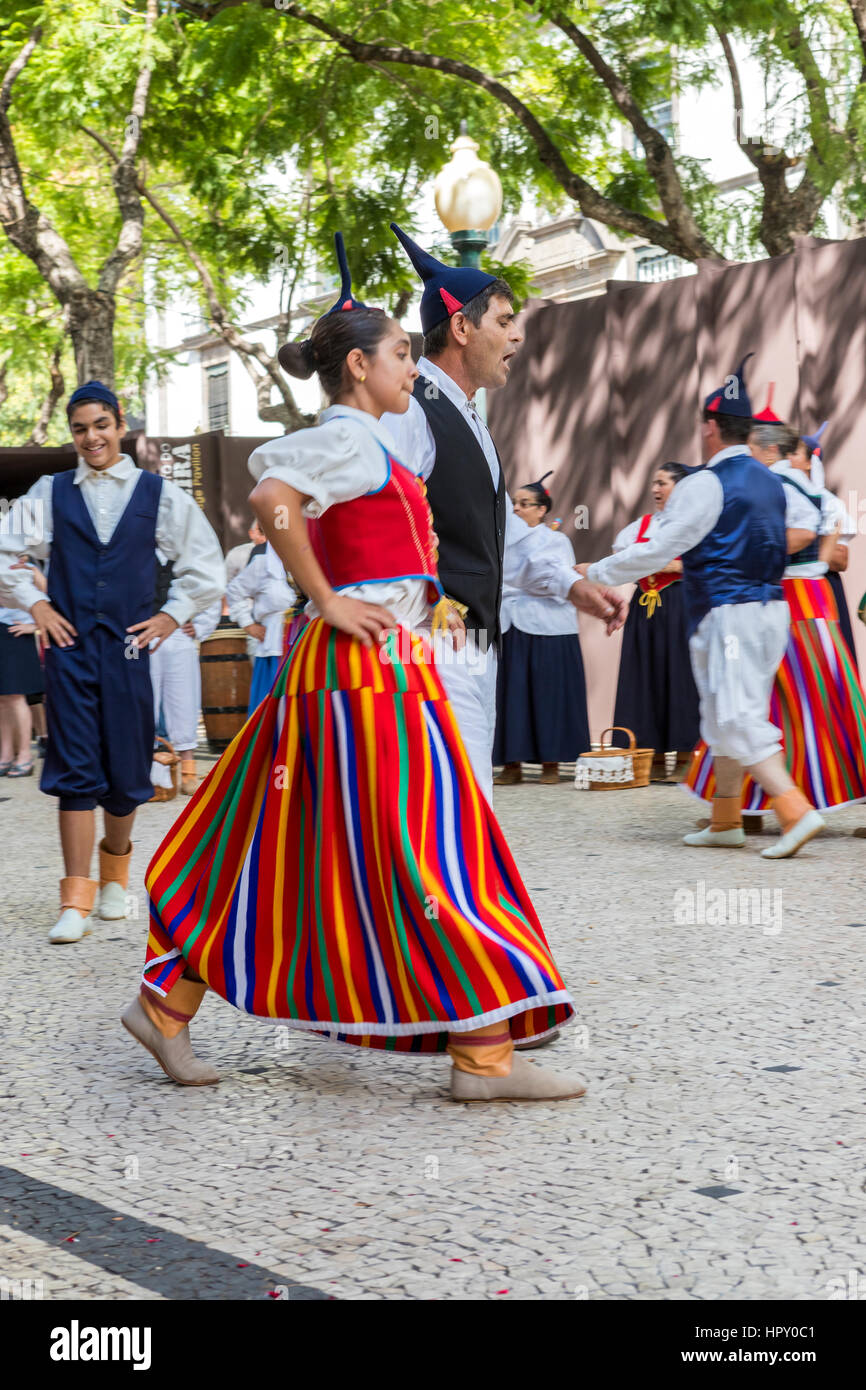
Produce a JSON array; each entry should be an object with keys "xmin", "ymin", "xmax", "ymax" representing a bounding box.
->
[
  {"xmin": 247, "ymin": 654, "xmax": 281, "ymax": 714},
  {"xmin": 494, "ymin": 626, "xmax": 590, "ymax": 764},
  {"xmin": 0, "ymin": 622, "xmax": 44, "ymax": 696},
  {"xmin": 827, "ymin": 569, "xmax": 859, "ymax": 673},
  {"xmin": 612, "ymin": 580, "xmax": 700, "ymax": 752}
]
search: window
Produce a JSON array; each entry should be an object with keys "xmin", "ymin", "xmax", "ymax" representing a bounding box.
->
[
  {"xmin": 633, "ymin": 99, "xmax": 675, "ymax": 157},
  {"xmin": 206, "ymin": 362, "xmax": 229, "ymax": 432}
]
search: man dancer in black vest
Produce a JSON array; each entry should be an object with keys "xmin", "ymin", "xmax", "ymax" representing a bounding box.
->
[{"xmin": 384, "ymin": 223, "xmax": 626, "ymax": 803}]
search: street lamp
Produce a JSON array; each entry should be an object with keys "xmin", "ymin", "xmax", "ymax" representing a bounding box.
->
[{"xmin": 434, "ymin": 121, "xmax": 503, "ymax": 267}]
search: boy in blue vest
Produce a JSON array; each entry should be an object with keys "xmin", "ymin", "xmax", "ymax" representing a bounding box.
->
[
  {"xmin": 0, "ymin": 382, "xmax": 225, "ymax": 941},
  {"xmin": 585, "ymin": 356, "xmax": 824, "ymax": 859}
]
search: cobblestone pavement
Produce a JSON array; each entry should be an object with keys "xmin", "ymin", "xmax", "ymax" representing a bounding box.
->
[{"xmin": 1, "ymin": 762, "xmax": 864, "ymax": 1301}]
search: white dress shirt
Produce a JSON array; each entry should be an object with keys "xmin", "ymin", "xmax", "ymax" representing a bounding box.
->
[
  {"xmin": 0, "ymin": 455, "xmax": 226, "ymax": 626},
  {"xmin": 382, "ymin": 357, "xmax": 580, "ymax": 603}
]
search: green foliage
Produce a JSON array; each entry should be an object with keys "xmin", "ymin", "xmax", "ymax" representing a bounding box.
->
[{"xmin": 2, "ymin": 0, "xmax": 866, "ymax": 441}]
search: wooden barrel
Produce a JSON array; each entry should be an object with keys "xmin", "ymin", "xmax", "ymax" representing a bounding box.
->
[{"xmin": 199, "ymin": 625, "xmax": 251, "ymax": 750}]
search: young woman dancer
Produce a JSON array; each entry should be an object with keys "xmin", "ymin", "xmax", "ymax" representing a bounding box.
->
[{"xmin": 122, "ymin": 238, "xmax": 583, "ymax": 1103}]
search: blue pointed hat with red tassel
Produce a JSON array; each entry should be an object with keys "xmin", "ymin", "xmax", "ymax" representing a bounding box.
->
[
  {"xmin": 704, "ymin": 353, "xmax": 755, "ymax": 418},
  {"xmin": 390, "ymin": 221, "xmax": 497, "ymax": 335},
  {"xmin": 324, "ymin": 231, "xmax": 367, "ymax": 315}
]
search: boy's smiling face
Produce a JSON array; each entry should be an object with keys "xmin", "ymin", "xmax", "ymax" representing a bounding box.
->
[{"xmin": 68, "ymin": 401, "xmax": 126, "ymax": 470}]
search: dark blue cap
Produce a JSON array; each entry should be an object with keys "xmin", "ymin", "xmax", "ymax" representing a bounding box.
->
[
  {"xmin": 704, "ymin": 353, "xmax": 754, "ymax": 419},
  {"xmin": 67, "ymin": 380, "xmax": 120, "ymax": 413},
  {"xmin": 324, "ymin": 232, "xmax": 367, "ymax": 316},
  {"xmin": 390, "ymin": 221, "xmax": 498, "ymax": 335}
]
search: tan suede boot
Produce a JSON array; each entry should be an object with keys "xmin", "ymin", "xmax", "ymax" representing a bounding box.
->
[
  {"xmin": 448, "ymin": 1028, "xmax": 586, "ymax": 1102},
  {"xmin": 121, "ymin": 977, "xmax": 219, "ymax": 1085},
  {"xmin": 49, "ymin": 877, "xmax": 98, "ymax": 944},
  {"xmin": 451, "ymin": 1055, "xmax": 587, "ymax": 1103},
  {"xmin": 98, "ymin": 839, "xmax": 131, "ymax": 921}
]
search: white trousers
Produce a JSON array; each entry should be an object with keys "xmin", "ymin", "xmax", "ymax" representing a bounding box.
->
[
  {"xmin": 689, "ymin": 600, "xmax": 790, "ymax": 766},
  {"xmin": 150, "ymin": 630, "xmax": 201, "ymax": 753},
  {"xmin": 434, "ymin": 633, "xmax": 499, "ymax": 804}
]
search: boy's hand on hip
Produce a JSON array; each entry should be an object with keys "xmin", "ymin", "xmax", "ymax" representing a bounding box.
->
[
  {"xmin": 31, "ymin": 599, "xmax": 77, "ymax": 648},
  {"xmin": 127, "ymin": 611, "xmax": 178, "ymax": 651}
]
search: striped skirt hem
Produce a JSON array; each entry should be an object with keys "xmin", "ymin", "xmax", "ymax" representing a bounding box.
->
[
  {"xmin": 143, "ymin": 618, "xmax": 575, "ymax": 1054},
  {"xmin": 685, "ymin": 576, "xmax": 866, "ymax": 811}
]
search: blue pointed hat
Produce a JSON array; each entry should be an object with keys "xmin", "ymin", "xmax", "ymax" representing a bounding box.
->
[
  {"xmin": 802, "ymin": 420, "xmax": 828, "ymax": 456},
  {"xmin": 324, "ymin": 231, "xmax": 367, "ymax": 315},
  {"xmin": 704, "ymin": 353, "xmax": 754, "ymax": 419},
  {"xmin": 390, "ymin": 221, "xmax": 497, "ymax": 335}
]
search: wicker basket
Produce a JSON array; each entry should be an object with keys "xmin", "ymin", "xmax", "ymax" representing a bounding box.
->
[{"xmin": 575, "ymin": 726, "xmax": 654, "ymax": 790}]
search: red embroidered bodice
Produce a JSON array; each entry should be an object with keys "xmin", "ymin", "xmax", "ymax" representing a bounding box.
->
[{"xmin": 308, "ymin": 454, "xmax": 441, "ymax": 602}]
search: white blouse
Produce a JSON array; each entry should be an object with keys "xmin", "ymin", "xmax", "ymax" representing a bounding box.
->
[
  {"xmin": 501, "ymin": 529, "xmax": 579, "ymax": 636},
  {"xmin": 247, "ymin": 405, "xmax": 432, "ymax": 631}
]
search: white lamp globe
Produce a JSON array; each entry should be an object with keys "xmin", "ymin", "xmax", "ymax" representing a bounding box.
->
[{"xmin": 434, "ymin": 130, "xmax": 503, "ymax": 233}]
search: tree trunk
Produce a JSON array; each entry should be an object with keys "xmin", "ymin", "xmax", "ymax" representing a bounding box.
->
[{"xmin": 65, "ymin": 287, "xmax": 116, "ymax": 387}]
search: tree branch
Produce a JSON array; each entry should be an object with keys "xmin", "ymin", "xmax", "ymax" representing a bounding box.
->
[
  {"xmin": 98, "ymin": 0, "xmax": 158, "ymax": 295},
  {"xmin": 847, "ymin": 1, "xmax": 866, "ymax": 71},
  {"xmin": 536, "ymin": 5, "xmax": 719, "ymax": 259},
  {"xmin": 95, "ymin": 133, "xmax": 313, "ymax": 430},
  {"xmin": 0, "ymin": 29, "xmax": 90, "ymax": 301},
  {"xmin": 0, "ymin": 24, "xmax": 41, "ymax": 113},
  {"xmin": 717, "ymin": 26, "xmax": 825, "ymax": 255},
  {"xmin": 26, "ymin": 341, "xmax": 65, "ymax": 444},
  {"xmin": 264, "ymin": 2, "xmax": 722, "ymax": 261}
]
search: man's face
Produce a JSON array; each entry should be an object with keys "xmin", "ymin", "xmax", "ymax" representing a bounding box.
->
[{"xmin": 459, "ymin": 293, "xmax": 523, "ymax": 391}]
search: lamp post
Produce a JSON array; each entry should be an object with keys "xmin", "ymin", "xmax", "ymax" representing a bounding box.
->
[{"xmin": 434, "ymin": 121, "xmax": 503, "ymax": 268}]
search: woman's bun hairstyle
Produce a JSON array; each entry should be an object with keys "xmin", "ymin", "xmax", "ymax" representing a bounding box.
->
[
  {"xmin": 278, "ymin": 338, "xmax": 316, "ymax": 380},
  {"xmin": 278, "ymin": 306, "xmax": 391, "ymax": 401}
]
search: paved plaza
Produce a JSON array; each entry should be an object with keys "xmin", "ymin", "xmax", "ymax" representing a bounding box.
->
[{"xmin": 2, "ymin": 763, "xmax": 864, "ymax": 1301}]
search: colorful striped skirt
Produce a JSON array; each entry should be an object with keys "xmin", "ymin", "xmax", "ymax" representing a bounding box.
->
[
  {"xmin": 143, "ymin": 618, "xmax": 574, "ymax": 1052},
  {"xmin": 685, "ymin": 576, "xmax": 866, "ymax": 812}
]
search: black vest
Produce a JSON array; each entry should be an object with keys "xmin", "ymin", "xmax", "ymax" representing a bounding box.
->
[{"xmin": 413, "ymin": 376, "xmax": 506, "ymax": 647}]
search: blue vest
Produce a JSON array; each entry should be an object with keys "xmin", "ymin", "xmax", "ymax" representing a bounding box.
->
[
  {"xmin": 48, "ymin": 468, "xmax": 164, "ymax": 640},
  {"xmin": 681, "ymin": 454, "xmax": 787, "ymax": 637}
]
